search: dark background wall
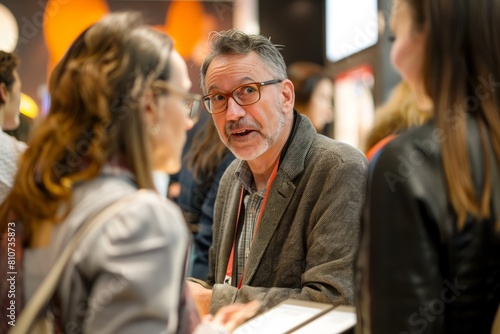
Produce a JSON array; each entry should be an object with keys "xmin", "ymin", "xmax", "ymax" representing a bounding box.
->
[
  {"xmin": 259, "ymin": 0, "xmax": 324, "ymax": 66},
  {"xmin": 259, "ymin": 0, "xmax": 400, "ymax": 106}
]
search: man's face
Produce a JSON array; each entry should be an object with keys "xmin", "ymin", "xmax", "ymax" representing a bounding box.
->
[
  {"xmin": 2, "ymin": 70, "xmax": 21, "ymax": 130},
  {"xmin": 204, "ymin": 52, "xmax": 290, "ymax": 163}
]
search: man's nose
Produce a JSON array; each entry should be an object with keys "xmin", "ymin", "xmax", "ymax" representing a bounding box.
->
[{"xmin": 225, "ymin": 97, "xmax": 246, "ymax": 121}]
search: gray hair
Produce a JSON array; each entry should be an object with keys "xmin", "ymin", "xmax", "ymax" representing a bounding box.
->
[{"xmin": 200, "ymin": 29, "xmax": 287, "ymax": 93}]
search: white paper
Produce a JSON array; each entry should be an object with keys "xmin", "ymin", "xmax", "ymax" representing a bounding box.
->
[
  {"xmin": 291, "ymin": 309, "xmax": 357, "ymax": 334},
  {"xmin": 234, "ymin": 304, "xmax": 324, "ymax": 334}
]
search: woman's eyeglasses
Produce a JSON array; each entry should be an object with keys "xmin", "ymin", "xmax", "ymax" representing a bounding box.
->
[{"xmin": 152, "ymin": 81, "xmax": 202, "ymax": 123}]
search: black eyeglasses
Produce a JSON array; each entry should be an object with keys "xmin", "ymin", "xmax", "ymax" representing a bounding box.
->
[
  {"xmin": 152, "ymin": 81, "xmax": 203, "ymax": 123},
  {"xmin": 202, "ymin": 79, "xmax": 283, "ymax": 114}
]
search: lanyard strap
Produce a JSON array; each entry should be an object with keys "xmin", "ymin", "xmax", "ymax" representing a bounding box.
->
[{"xmin": 225, "ymin": 159, "xmax": 280, "ymax": 289}]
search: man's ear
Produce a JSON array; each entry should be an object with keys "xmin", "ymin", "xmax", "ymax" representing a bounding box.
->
[
  {"xmin": 281, "ymin": 79, "xmax": 295, "ymax": 114},
  {"xmin": 0, "ymin": 83, "xmax": 7, "ymax": 104}
]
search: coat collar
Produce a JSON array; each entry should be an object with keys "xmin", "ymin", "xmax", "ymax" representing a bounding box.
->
[{"xmin": 242, "ymin": 111, "xmax": 317, "ymax": 284}]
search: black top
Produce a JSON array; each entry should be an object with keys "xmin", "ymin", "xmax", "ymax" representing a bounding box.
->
[{"xmin": 356, "ymin": 116, "xmax": 500, "ymax": 333}]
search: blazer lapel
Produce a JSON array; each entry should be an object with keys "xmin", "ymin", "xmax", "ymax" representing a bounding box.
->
[
  {"xmin": 243, "ymin": 172, "xmax": 296, "ymax": 285},
  {"xmin": 216, "ymin": 177, "xmax": 244, "ymax": 283},
  {"xmin": 242, "ymin": 114, "xmax": 316, "ymax": 285}
]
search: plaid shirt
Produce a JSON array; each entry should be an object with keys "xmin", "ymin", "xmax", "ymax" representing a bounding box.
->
[{"xmin": 234, "ymin": 161, "xmax": 265, "ymax": 284}]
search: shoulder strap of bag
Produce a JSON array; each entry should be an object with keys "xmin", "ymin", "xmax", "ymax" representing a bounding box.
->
[{"xmin": 10, "ymin": 190, "xmax": 147, "ymax": 334}]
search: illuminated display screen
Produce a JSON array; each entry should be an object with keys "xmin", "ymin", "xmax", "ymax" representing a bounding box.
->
[{"xmin": 325, "ymin": 0, "xmax": 379, "ymax": 62}]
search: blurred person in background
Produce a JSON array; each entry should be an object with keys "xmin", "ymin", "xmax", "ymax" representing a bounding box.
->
[
  {"xmin": 364, "ymin": 80, "xmax": 430, "ymax": 161},
  {"xmin": 5, "ymin": 113, "xmax": 34, "ymax": 144},
  {"xmin": 0, "ymin": 51, "xmax": 26, "ymax": 204},
  {"xmin": 0, "ymin": 12, "xmax": 257, "ymax": 334},
  {"xmin": 287, "ymin": 61, "xmax": 334, "ymax": 135},
  {"xmin": 356, "ymin": 0, "xmax": 500, "ymax": 332},
  {"xmin": 177, "ymin": 119, "xmax": 235, "ymax": 280}
]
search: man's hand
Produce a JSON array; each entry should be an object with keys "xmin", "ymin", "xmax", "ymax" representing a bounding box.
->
[
  {"xmin": 193, "ymin": 301, "xmax": 261, "ymax": 334},
  {"xmin": 187, "ymin": 280, "xmax": 213, "ymax": 315},
  {"xmin": 209, "ymin": 300, "xmax": 261, "ymax": 332}
]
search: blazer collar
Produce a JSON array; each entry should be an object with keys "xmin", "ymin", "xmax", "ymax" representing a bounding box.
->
[{"xmin": 242, "ymin": 111, "xmax": 317, "ymax": 285}]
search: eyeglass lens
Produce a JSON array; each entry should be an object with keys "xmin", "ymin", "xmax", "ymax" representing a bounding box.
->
[
  {"xmin": 205, "ymin": 82, "xmax": 261, "ymax": 113},
  {"xmin": 187, "ymin": 98, "xmax": 201, "ymax": 122}
]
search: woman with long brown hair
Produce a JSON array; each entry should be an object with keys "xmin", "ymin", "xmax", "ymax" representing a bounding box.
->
[
  {"xmin": 356, "ymin": 0, "xmax": 500, "ymax": 332},
  {"xmin": 0, "ymin": 12, "xmax": 257, "ymax": 333}
]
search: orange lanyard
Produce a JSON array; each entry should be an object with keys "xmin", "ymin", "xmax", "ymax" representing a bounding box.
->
[{"xmin": 225, "ymin": 159, "xmax": 280, "ymax": 289}]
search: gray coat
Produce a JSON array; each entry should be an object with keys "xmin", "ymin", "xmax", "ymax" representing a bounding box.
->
[
  {"xmin": 207, "ymin": 114, "xmax": 368, "ymax": 313},
  {"xmin": 24, "ymin": 173, "xmax": 190, "ymax": 334}
]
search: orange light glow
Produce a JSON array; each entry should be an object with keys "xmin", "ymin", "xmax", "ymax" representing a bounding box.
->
[
  {"xmin": 43, "ymin": 0, "xmax": 109, "ymax": 76},
  {"xmin": 164, "ymin": 1, "xmax": 204, "ymax": 58}
]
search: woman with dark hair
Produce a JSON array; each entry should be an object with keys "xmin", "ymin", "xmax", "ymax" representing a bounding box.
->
[
  {"xmin": 177, "ymin": 119, "xmax": 235, "ymax": 280},
  {"xmin": 356, "ymin": 0, "xmax": 500, "ymax": 333},
  {"xmin": 0, "ymin": 12, "xmax": 257, "ymax": 334},
  {"xmin": 287, "ymin": 61, "xmax": 334, "ymax": 134}
]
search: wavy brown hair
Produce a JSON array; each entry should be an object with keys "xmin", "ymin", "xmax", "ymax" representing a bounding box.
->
[
  {"xmin": 406, "ymin": 0, "xmax": 500, "ymax": 228},
  {"xmin": 0, "ymin": 12, "xmax": 174, "ymax": 244},
  {"xmin": 185, "ymin": 120, "xmax": 230, "ymax": 181}
]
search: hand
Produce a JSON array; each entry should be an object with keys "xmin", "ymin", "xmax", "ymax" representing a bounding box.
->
[
  {"xmin": 187, "ymin": 280, "xmax": 213, "ymax": 316},
  {"xmin": 205, "ymin": 300, "xmax": 261, "ymax": 333}
]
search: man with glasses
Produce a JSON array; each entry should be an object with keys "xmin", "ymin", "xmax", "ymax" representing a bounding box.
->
[{"xmin": 187, "ymin": 29, "xmax": 368, "ymax": 316}]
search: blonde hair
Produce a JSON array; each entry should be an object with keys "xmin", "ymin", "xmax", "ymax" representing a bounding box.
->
[{"xmin": 365, "ymin": 81, "xmax": 430, "ymax": 151}]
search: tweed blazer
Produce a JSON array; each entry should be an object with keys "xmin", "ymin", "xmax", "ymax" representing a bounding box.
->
[{"xmin": 207, "ymin": 114, "xmax": 368, "ymax": 313}]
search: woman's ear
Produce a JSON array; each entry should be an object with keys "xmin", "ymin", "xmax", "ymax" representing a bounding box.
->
[
  {"xmin": 281, "ymin": 79, "xmax": 295, "ymax": 114},
  {"xmin": 142, "ymin": 88, "xmax": 158, "ymax": 127}
]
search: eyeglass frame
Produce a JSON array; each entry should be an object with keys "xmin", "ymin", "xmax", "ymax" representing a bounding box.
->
[
  {"xmin": 151, "ymin": 80, "xmax": 203, "ymax": 122},
  {"xmin": 202, "ymin": 79, "xmax": 283, "ymax": 114}
]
